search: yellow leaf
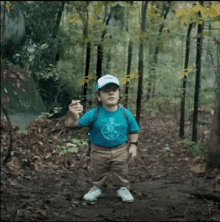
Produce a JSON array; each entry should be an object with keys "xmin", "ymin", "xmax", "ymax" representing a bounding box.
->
[
  {"xmin": 70, "ymin": 17, "xmax": 80, "ymax": 24},
  {"xmin": 212, "ymin": 4, "xmax": 220, "ymax": 14},
  {"xmin": 204, "ymin": 130, "xmax": 208, "ymax": 134},
  {"xmin": 6, "ymin": 2, "xmax": 13, "ymax": 12},
  {"xmin": 89, "ymin": 17, "xmax": 94, "ymax": 23},
  {"xmin": 213, "ymin": 23, "xmax": 220, "ymax": 29},
  {"xmin": 130, "ymin": 72, "xmax": 139, "ymax": 79},
  {"xmin": 204, "ymin": 31, "xmax": 209, "ymax": 36},
  {"xmin": 192, "ymin": 4, "xmax": 202, "ymax": 13},
  {"xmin": 95, "ymin": 2, "xmax": 104, "ymax": 12},
  {"xmin": 88, "ymin": 73, "xmax": 96, "ymax": 80},
  {"xmin": 176, "ymin": 10, "xmax": 184, "ymax": 18},
  {"xmin": 121, "ymin": 77, "xmax": 127, "ymax": 85},
  {"xmin": 187, "ymin": 66, "xmax": 194, "ymax": 73},
  {"xmin": 79, "ymin": 78, "xmax": 85, "ymax": 86},
  {"xmin": 180, "ymin": 71, "xmax": 188, "ymax": 78},
  {"xmin": 152, "ymin": 4, "xmax": 157, "ymax": 10},
  {"xmin": 211, "ymin": 109, "xmax": 214, "ymax": 115},
  {"xmin": 209, "ymin": 8, "xmax": 218, "ymax": 17}
]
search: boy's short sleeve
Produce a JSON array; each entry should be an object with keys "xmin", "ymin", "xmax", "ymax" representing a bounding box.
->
[
  {"xmin": 78, "ymin": 108, "xmax": 95, "ymax": 127},
  {"xmin": 125, "ymin": 108, "xmax": 141, "ymax": 133}
]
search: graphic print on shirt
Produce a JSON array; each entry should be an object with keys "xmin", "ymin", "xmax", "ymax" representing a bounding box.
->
[{"xmin": 101, "ymin": 117, "xmax": 124, "ymax": 141}]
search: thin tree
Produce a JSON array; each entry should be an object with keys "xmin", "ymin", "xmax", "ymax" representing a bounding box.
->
[
  {"xmin": 136, "ymin": 1, "xmax": 148, "ymax": 124},
  {"xmin": 179, "ymin": 22, "xmax": 194, "ymax": 139},
  {"xmin": 1, "ymin": 1, "xmax": 6, "ymax": 58},
  {"xmin": 51, "ymin": 1, "xmax": 65, "ymax": 64},
  {"xmin": 207, "ymin": 37, "xmax": 220, "ymax": 168},
  {"xmin": 81, "ymin": 1, "xmax": 91, "ymax": 109},
  {"xmin": 52, "ymin": 1, "xmax": 65, "ymax": 39},
  {"xmin": 2, "ymin": 102, "xmax": 13, "ymax": 165},
  {"xmin": 192, "ymin": 1, "xmax": 204, "ymax": 142},
  {"xmin": 106, "ymin": 39, "xmax": 111, "ymax": 74},
  {"xmin": 146, "ymin": 2, "xmax": 170, "ymax": 100},
  {"xmin": 124, "ymin": 3, "xmax": 133, "ymax": 108},
  {"xmin": 96, "ymin": 4, "xmax": 112, "ymax": 79},
  {"xmin": 207, "ymin": 79, "xmax": 220, "ymax": 168},
  {"xmin": 125, "ymin": 38, "xmax": 132, "ymax": 108}
]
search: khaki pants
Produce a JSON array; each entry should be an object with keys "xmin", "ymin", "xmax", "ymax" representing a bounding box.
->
[{"xmin": 91, "ymin": 142, "xmax": 129, "ymax": 189}]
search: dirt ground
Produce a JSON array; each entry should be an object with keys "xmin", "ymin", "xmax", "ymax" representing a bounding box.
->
[{"xmin": 1, "ymin": 114, "xmax": 220, "ymax": 221}]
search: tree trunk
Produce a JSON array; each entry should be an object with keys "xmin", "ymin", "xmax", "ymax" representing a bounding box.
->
[
  {"xmin": 1, "ymin": 102, "xmax": 13, "ymax": 165},
  {"xmin": 192, "ymin": 1, "xmax": 204, "ymax": 142},
  {"xmin": 1, "ymin": 1, "xmax": 6, "ymax": 58},
  {"xmin": 207, "ymin": 37, "xmax": 220, "ymax": 168},
  {"xmin": 179, "ymin": 23, "xmax": 193, "ymax": 139},
  {"xmin": 82, "ymin": 41, "xmax": 91, "ymax": 107},
  {"xmin": 52, "ymin": 1, "xmax": 65, "ymax": 38},
  {"xmin": 146, "ymin": 46, "xmax": 154, "ymax": 100},
  {"xmin": 125, "ymin": 39, "xmax": 133, "ymax": 108},
  {"xmin": 82, "ymin": 2, "xmax": 90, "ymax": 108},
  {"xmin": 96, "ymin": 44, "xmax": 103, "ymax": 79},
  {"xmin": 136, "ymin": 1, "xmax": 148, "ymax": 124},
  {"xmin": 146, "ymin": 3, "xmax": 170, "ymax": 100},
  {"xmin": 96, "ymin": 7, "xmax": 112, "ymax": 80},
  {"xmin": 207, "ymin": 79, "xmax": 220, "ymax": 168},
  {"xmin": 106, "ymin": 45, "xmax": 111, "ymax": 74},
  {"xmin": 52, "ymin": 1, "xmax": 65, "ymax": 64}
]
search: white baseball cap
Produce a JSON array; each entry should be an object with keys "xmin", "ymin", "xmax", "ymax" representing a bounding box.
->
[{"xmin": 96, "ymin": 74, "xmax": 120, "ymax": 92}]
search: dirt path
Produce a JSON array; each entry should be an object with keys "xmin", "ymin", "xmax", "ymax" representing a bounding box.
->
[{"xmin": 1, "ymin": 116, "xmax": 220, "ymax": 221}]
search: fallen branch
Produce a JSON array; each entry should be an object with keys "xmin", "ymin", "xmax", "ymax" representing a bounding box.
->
[
  {"xmin": 189, "ymin": 192, "xmax": 220, "ymax": 203},
  {"xmin": 1, "ymin": 102, "xmax": 13, "ymax": 165}
]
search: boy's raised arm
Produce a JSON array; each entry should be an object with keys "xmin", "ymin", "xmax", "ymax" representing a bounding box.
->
[{"xmin": 66, "ymin": 100, "xmax": 83, "ymax": 128}]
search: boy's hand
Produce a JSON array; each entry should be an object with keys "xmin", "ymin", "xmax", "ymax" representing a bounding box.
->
[
  {"xmin": 69, "ymin": 100, "xmax": 83, "ymax": 119},
  {"xmin": 128, "ymin": 145, "xmax": 137, "ymax": 163}
]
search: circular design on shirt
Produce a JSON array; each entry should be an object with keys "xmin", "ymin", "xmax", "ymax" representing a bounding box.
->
[
  {"xmin": 101, "ymin": 122, "xmax": 120, "ymax": 141},
  {"xmin": 107, "ymin": 125, "xmax": 113, "ymax": 131}
]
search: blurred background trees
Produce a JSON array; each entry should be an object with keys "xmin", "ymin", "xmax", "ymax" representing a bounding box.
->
[{"xmin": 1, "ymin": 1, "xmax": 220, "ymax": 167}]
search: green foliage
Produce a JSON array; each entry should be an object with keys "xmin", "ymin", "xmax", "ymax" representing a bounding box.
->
[
  {"xmin": 178, "ymin": 139, "xmax": 204, "ymax": 156},
  {"xmin": 38, "ymin": 107, "xmax": 62, "ymax": 119},
  {"xmin": 57, "ymin": 138, "xmax": 87, "ymax": 156},
  {"xmin": 1, "ymin": 58, "xmax": 14, "ymax": 69}
]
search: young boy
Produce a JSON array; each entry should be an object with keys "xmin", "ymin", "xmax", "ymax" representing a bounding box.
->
[{"xmin": 66, "ymin": 74, "xmax": 140, "ymax": 202}]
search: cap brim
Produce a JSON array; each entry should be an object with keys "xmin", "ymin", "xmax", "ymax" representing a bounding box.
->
[{"xmin": 98, "ymin": 83, "xmax": 120, "ymax": 91}]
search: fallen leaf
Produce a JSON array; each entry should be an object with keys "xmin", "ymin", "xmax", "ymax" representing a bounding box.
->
[
  {"xmin": 7, "ymin": 178, "xmax": 16, "ymax": 186},
  {"xmin": 38, "ymin": 141, "xmax": 43, "ymax": 146},
  {"xmin": 17, "ymin": 209, "xmax": 25, "ymax": 217},
  {"xmin": 32, "ymin": 156, "xmax": 40, "ymax": 161},
  {"xmin": 44, "ymin": 153, "xmax": 51, "ymax": 159},
  {"xmin": 66, "ymin": 143, "xmax": 77, "ymax": 147},
  {"xmin": 34, "ymin": 163, "xmax": 42, "ymax": 172},
  {"xmin": 215, "ymin": 175, "xmax": 220, "ymax": 184},
  {"xmin": 24, "ymin": 175, "xmax": 32, "ymax": 180},
  {"xmin": 8, "ymin": 157, "xmax": 21, "ymax": 169}
]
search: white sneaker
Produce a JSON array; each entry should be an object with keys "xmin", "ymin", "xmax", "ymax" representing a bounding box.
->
[
  {"xmin": 117, "ymin": 187, "xmax": 134, "ymax": 202},
  {"xmin": 83, "ymin": 186, "xmax": 103, "ymax": 201}
]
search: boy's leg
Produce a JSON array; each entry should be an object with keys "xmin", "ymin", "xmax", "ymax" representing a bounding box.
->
[
  {"xmin": 91, "ymin": 143, "xmax": 111, "ymax": 189},
  {"xmin": 110, "ymin": 143, "xmax": 129, "ymax": 189},
  {"xmin": 110, "ymin": 143, "xmax": 134, "ymax": 202}
]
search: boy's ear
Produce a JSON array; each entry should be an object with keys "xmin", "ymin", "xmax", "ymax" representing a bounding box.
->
[{"xmin": 96, "ymin": 92, "xmax": 101, "ymax": 101}]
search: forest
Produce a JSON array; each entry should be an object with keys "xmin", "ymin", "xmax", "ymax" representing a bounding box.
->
[{"xmin": 1, "ymin": 1, "xmax": 220, "ymax": 221}]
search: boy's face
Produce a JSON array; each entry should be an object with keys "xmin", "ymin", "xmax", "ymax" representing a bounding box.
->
[{"xmin": 97, "ymin": 83, "xmax": 120, "ymax": 106}]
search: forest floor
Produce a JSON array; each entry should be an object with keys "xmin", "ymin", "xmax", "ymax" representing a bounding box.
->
[{"xmin": 1, "ymin": 113, "xmax": 220, "ymax": 221}]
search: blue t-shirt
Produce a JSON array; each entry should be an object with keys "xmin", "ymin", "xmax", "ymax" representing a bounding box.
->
[{"xmin": 78, "ymin": 106, "xmax": 140, "ymax": 147}]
